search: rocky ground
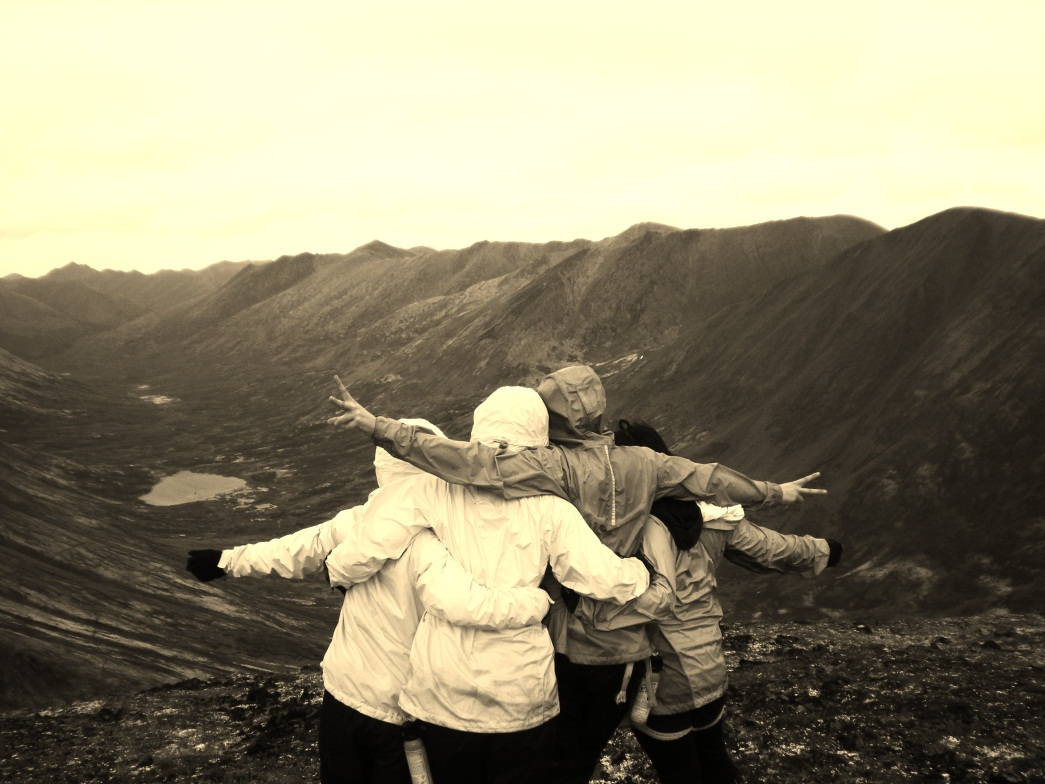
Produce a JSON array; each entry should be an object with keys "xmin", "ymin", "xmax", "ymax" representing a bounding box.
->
[{"xmin": 2, "ymin": 614, "xmax": 1042, "ymax": 783}]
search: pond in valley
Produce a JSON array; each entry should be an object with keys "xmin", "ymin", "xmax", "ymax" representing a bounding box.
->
[{"xmin": 140, "ymin": 471, "xmax": 247, "ymax": 506}]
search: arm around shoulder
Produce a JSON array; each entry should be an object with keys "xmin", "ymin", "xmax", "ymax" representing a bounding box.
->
[{"xmin": 408, "ymin": 531, "xmax": 551, "ymax": 629}]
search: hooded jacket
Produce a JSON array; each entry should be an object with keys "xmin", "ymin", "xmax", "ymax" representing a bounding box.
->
[
  {"xmin": 324, "ymin": 387, "xmax": 653, "ymax": 731},
  {"xmin": 218, "ymin": 420, "xmax": 552, "ymax": 725},
  {"xmin": 369, "ymin": 365, "xmax": 783, "ymax": 664},
  {"xmin": 578, "ymin": 502, "xmax": 830, "ymax": 713}
]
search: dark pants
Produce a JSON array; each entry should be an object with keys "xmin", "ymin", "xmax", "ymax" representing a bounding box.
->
[
  {"xmin": 319, "ymin": 690, "xmax": 411, "ymax": 784},
  {"xmin": 547, "ymin": 653, "xmax": 645, "ymax": 784},
  {"xmin": 632, "ymin": 696, "xmax": 740, "ymax": 784},
  {"xmin": 417, "ymin": 717, "xmax": 557, "ymax": 784}
]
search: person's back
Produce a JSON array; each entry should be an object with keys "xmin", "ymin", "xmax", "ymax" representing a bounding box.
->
[
  {"xmin": 400, "ymin": 485, "xmax": 596, "ymax": 731},
  {"xmin": 391, "ymin": 387, "xmax": 649, "ymax": 732},
  {"xmin": 324, "ymin": 387, "xmax": 652, "ymax": 784}
]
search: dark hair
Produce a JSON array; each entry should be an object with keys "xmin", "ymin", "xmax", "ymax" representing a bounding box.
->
[
  {"xmin": 616, "ymin": 418, "xmax": 703, "ymax": 550},
  {"xmin": 614, "ymin": 419, "xmax": 672, "ymax": 455}
]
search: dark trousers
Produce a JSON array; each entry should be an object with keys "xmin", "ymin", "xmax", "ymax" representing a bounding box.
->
[
  {"xmin": 632, "ymin": 697, "xmax": 740, "ymax": 784},
  {"xmin": 319, "ymin": 690, "xmax": 411, "ymax": 784},
  {"xmin": 416, "ymin": 717, "xmax": 557, "ymax": 784},
  {"xmin": 547, "ymin": 653, "xmax": 645, "ymax": 784}
]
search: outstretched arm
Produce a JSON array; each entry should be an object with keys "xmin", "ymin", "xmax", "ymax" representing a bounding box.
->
[
  {"xmin": 328, "ymin": 375, "xmax": 569, "ymax": 501},
  {"xmin": 186, "ymin": 509, "xmax": 357, "ymax": 582},
  {"xmin": 218, "ymin": 509, "xmax": 356, "ymax": 579},
  {"xmin": 723, "ymin": 517, "xmax": 833, "ymax": 576},
  {"xmin": 654, "ymin": 453, "xmax": 826, "ymax": 508}
]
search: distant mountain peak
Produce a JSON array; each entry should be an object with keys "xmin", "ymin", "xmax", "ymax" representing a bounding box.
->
[
  {"xmin": 611, "ymin": 222, "xmax": 680, "ymax": 243},
  {"xmin": 348, "ymin": 240, "xmax": 415, "ymax": 260},
  {"xmin": 359, "ymin": 239, "xmax": 402, "ymax": 253},
  {"xmin": 45, "ymin": 261, "xmax": 96, "ymax": 280}
]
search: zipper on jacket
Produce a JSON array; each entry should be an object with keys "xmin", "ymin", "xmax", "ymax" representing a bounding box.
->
[{"xmin": 603, "ymin": 445, "xmax": 617, "ymax": 529}]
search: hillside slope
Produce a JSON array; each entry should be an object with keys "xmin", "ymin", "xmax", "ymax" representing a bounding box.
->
[
  {"xmin": 607, "ymin": 207, "xmax": 1045, "ymax": 614},
  {"xmin": 0, "ymin": 349, "xmax": 345, "ymax": 711}
]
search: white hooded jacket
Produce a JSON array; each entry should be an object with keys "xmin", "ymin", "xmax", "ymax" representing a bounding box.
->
[
  {"xmin": 218, "ymin": 420, "xmax": 552, "ymax": 724},
  {"xmin": 324, "ymin": 388, "xmax": 652, "ymax": 732}
]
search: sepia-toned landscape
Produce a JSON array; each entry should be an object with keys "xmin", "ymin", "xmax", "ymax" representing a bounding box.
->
[{"xmin": 2, "ymin": 207, "xmax": 1043, "ymax": 781}]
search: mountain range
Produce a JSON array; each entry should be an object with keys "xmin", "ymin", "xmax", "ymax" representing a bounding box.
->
[{"xmin": 1, "ymin": 206, "xmax": 1042, "ymax": 711}]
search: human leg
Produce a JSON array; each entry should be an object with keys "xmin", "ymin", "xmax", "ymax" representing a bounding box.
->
[
  {"xmin": 488, "ymin": 717, "xmax": 558, "ymax": 784},
  {"xmin": 690, "ymin": 699, "xmax": 739, "ymax": 784},
  {"xmin": 548, "ymin": 654, "xmax": 642, "ymax": 784},
  {"xmin": 632, "ymin": 710, "xmax": 702, "ymax": 784},
  {"xmin": 416, "ymin": 720, "xmax": 486, "ymax": 783},
  {"xmin": 319, "ymin": 691, "xmax": 411, "ymax": 784}
]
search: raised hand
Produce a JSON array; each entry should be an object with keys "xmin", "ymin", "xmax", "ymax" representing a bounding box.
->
[
  {"xmin": 327, "ymin": 375, "xmax": 377, "ymax": 436},
  {"xmin": 779, "ymin": 472, "xmax": 827, "ymax": 504}
]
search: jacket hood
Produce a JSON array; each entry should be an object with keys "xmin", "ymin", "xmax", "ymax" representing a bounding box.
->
[
  {"xmin": 374, "ymin": 418, "xmax": 446, "ymax": 485},
  {"xmin": 471, "ymin": 387, "xmax": 549, "ymax": 448},
  {"xmin": 536, "ymin": 366, "xmax": 613, "ymax": 447}
]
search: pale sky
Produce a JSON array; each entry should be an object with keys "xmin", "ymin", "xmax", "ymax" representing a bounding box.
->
[{"xmin": 2, "ymin": 0, "xmax": 1043, "ymax": 278}]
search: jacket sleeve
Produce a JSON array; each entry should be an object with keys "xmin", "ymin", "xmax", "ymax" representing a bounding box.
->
[
  {"xmin": 219, "ymin": 507, "xmax": 356, "ymax": 579},
  {"xmin": 406, "ymin": 530, "xmax": 552, "ymax": 629},
  {"xmin": 571, "ymin": 515, "xmax": 678, "ymax": 631},
  {"xmin": 372, "ymin": 417, "xmax": 570, "ymax": 501},
  {"xmin": 723, "ymin": 517, "xmax": 830, "ymax": 577},
  {"xmin": 653, "ymin": 453, "xmax": 784, "ymax": 509},
  {"xmin": 324, "ymin": 479, "xmax": 437, "ymax": 587},
  {"xmin": 544, "ymin": 499, "xmax": 651, "ymax": 604}
]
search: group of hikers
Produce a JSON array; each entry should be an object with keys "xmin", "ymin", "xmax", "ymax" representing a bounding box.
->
[{"xmin": 186, "ymin": 365, "xmax": 842, "ymax": 784}]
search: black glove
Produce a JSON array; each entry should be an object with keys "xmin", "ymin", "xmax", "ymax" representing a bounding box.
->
[
  {"xmin": 323, "ymin": 557, "xmax": 347, "ymax": 596},
  {"xmin": 827, "ymin": 539, "xmax": 844, "ymax": 567},
  {"xmin": 186, "ymin": 549, "xmax": 226, "ymax": 582},
  {"xmin": 560, "ymin": 585, "xmax": 580, "ymax": 614},
  {"xmin": 636, "ymin": 551, "xmax": 658, "ymax": 581}
]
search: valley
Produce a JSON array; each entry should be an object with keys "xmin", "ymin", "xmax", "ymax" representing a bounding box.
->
[{"xmin": 0, "ymin": 207, "xmax": 1043, "ymax": 783}]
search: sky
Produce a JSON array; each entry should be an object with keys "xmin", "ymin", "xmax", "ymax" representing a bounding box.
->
[{"xmin": 2, "ymin": 1, "xmax": 1043, "ymax": 278}]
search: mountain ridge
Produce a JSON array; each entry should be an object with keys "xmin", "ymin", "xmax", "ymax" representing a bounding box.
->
[{"xmin": 1, "ymin": 206, "xmax": 1042, "ymax": 712}]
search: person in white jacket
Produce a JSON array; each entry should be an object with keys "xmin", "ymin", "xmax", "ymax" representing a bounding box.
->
[
  {"xmin": 186, "ymin": 420, "xmax": 553, "ymax": 784},
  {"xmin": 323, "ymin": 387, "xmax": 655, "ymax": 784}
]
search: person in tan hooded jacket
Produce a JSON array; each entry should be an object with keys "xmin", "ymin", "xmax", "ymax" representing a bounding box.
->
[
  {"xmin": 572, "ymin": 419, "xmax": 844, "ymax": 784},
  {"xmin": 186, "ymin": 419, "xmax": 553, "ymax": 784},
  {"xmin": 327, "ymin": 365, "xmax": 827, "ymax": 782}
]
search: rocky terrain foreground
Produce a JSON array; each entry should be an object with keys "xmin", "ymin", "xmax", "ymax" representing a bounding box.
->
[{"xmin": 2, "ymin": 614, "xmax": 1042, "ymax": 783}]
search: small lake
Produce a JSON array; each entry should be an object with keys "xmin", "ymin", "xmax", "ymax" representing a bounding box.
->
[{"xmin": 140, "ymin": 471, "xmax": 247, "ymax": 506}]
